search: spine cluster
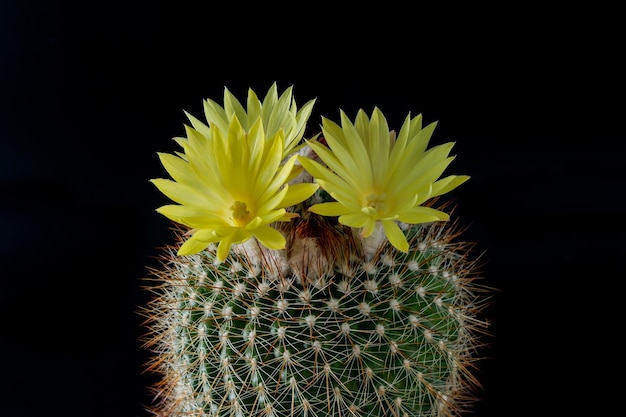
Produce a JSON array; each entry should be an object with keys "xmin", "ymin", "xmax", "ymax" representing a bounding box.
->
[{"xmin": 141, "ymin": 217, "xmax": 489, "ymax": 417}]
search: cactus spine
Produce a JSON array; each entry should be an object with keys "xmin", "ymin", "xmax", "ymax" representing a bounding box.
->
[{"xmin": 142, "ymin": 207, "xmax": 489, "ymax": 417}]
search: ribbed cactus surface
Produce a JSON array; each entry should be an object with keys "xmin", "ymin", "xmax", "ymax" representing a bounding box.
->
[{"xmin": 142, "ymin": 216, "xmax": 488, "ymax": 417}]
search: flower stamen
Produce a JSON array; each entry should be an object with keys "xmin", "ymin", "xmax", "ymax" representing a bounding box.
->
[
  {"xmin": 230, "ymin": 201, "xmax": 251, "ymax": 226},
  {"xmin": 364, "ymin": 193, "xmax": 387, "ymax": 217}
]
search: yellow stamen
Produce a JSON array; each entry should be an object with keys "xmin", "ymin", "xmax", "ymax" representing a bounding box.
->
[
  {"xmin": 230, "ymin": 201, "xmax": 251, "ymax": 226},
  {"xmin": 364, "ymin": 193, "xmax": 387, "ymax": 216}
]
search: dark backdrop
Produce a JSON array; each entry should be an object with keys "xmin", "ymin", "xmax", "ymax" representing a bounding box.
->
[{"xmin": 1, "ymin": 2, "xmax": 620, "ymax": 416}]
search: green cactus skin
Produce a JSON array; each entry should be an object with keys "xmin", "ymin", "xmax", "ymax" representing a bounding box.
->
[{"xmin": 141, "ymin": 213, "xmax": 490, "ymax": 417}]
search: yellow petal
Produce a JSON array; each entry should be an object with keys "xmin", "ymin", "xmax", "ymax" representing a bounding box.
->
[
  {"xmin": 387, "ymin": 193, "xmax": 419, "ymax": 215},
  {"xmin": 297, "ymin": 159, "xmax": 358, "ymax": 206},
  {"xmin": 397, "ymin": 206, "xmax": 449, "ymax": 223},
  {"xmin": 308, "ymin": 202, "xmax": 351, "ymax": 216},
  {"xmin": 157, "ymin": 152, "xmax": 193, "ymax": 184},
  {"xmin": 194, "ymin": 227, "xmax": 230, "ymax": 241},
  {"xmin": 297, "ymin": 154, "xmax": 337, "ymax": 182},
  {"xmin": 279, "ymin": 183, "xmax": 319, "ymax": 207},
  {"xmin": 245, "ymin": 216, "xmax": 263, "ymax": 231},
  {"xmin": 338, "ymin": 212, "xmax": 370, "ymax": 229},
  {"xmin": 154, "ymin": 204, "xmax": 187, "ymax": 224},
  {"xmin": 322, "ymin": 117, "xmax": 372, "ymax": 188},
  {"xmin": 150, "ymin": 178, "xmax": 213, "ymax": 207},
  {"xmin": 264, "ymin": 152, "xmax": 297, "ymax": 194},
  {"xmin": 158, "ymin": 153, "xmax": 224, "ymax": 205},
  {"xmin": 253, "ymin": 134, "xmax": 284, "ymax": 197},
  {"xmin": 245, "ymin": 117, "xmax": 266, "ymax": 172},
  {"xmin": 315, "ymin": 179, "xmax": 361, "ymax": 209},
  {"xmin": 307, "ymin": 140, "xmax": 363, "ymax": 190},
  {"xmin": 257, "ymin": 185, "xmax": 289, "ymax": 214},
  {"xmin": 216, "ymin": 228, "xmax": 252, "ymax": 261},
  {"xmin": 177, "ymin": 235, "xmax": 212, "ymax": 256},
  {"xmin": 264, "ymin": 86, "xmax": 292, "ymax": 138},
  {"xmin": 337, "ymin": 111, "xmax": 371, "ymax": 176},
  {"xmin": 392, "ymin": 156, "xmax": 455, "ymax": 199},
  {"xmin": 360, "ymin": 217, "xmax": 377, "ymax": 237},
  {"xmin": 223, "ymin": 87, "xmax": 248, "ymax": 127},
  {"xmin": 277, "ymin": 212, "xmax": 299, "ymax": 222},
  {"xmin": 388, "ymin": 114, "xmax": 413, "ymax": 168},
  {"xmin": 203, "ymin": 98, "xmax": 230, "ymax": 132},
  {"xmin": 286, "ymin": 99, "xmax": 316, "ymax": 154},
  {"xmin": 253, "ymin": 225, "xmax": 287, "ymax": 250},
  {"xmin": 256, "ymin": 209, "xmax": 287, "ymax": 226},
  {"xmin": 430, "ymin": 175, "xmax": 470, "ymax": 197},
  {"xmin": 353, "ymin": 108, "xmax": 371, "ymax": 139},
  {"xmin": 184, "ymin": 111, "xmax": 211, "ymax": 137},
  {"xmin": 365, "ymin": 108, "xmax": 390, "ymax": 181},
  {"xmin": 216, "ymin": 239, "xmax": 233, "ymax": 261},
  {"xmin": 285, "ymin": 164, "xmax": 304, "ymax": 182},
  {"xmin": 360, "ymin": 206, "xmax": 377, "ymax": 217},
  {"xmin": 381, "ymin": 220, "xmax": 409, "ymax": 252},
  {"xmin": 406, "ymin": 120, "xmax": 437, "ymax": 158},
  {"xmin": 390, "ymin": 142, "xmax": 454, "ymax": 189},
  {"xmin": 155, "ymin": 205, "xmax": 225, "ymax": 228}
]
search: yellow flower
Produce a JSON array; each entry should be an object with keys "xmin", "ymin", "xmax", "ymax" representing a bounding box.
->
[
  {"xmin": 184, "ymin": 82, "xmax": 316, "ymax": 159},
  {"xmin": 298, "ymin": 107, "xmax": 469, "ymax": 253},
  {"xmin": 151, "ymin": 115, "xmax": 319, "ymax": 261}
]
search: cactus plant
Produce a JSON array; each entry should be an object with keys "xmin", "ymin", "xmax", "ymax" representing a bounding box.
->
[{"xmin": 141, "ymin": 83, "xmax": 490, "ymax": 417}]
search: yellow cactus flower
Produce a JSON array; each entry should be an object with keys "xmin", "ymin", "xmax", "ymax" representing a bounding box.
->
[
  {"xmin": 184, "ymin": 82, "xmax": 316, "ymax": 159},
  {"xmin": 298, "ymin": 107, "xmax": 469, "ymax": 253},
  {"xmin": 151, "ymin": 115, "xmax": 319, "ymax": 261}
]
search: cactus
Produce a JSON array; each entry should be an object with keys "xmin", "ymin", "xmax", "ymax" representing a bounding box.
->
[{"xmin": 141, "ymin": 83, "xmax": 490, "ymax": 417}]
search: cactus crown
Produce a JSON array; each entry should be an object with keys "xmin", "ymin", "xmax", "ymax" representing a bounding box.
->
[{"xmin": 142, "ymin": 83, "xmax": 491, "ymax": 417}]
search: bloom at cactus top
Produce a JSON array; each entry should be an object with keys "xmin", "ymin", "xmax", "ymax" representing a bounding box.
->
[
  {"xmin": 186, "ymin": 82, "xmax": 316, "ymax": 159},
  {"xmin": 151, "ymin": 116, "xmax": 319, "ymax": 261},
  {"xmin": 298, "ymin": 107, "xmax": 469, "ymax": 253}
]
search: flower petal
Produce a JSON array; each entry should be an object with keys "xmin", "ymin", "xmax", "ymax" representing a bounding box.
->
[
  {"xmin": 430, "ymin": 175, "xmax": 470, "ymax": 197},
  {"xmin": 157, "ymin": 152, "xmax": 194, "ymax": 185},
  {"xmin": 256, "ymin": 209, "xmax": 288, "ymax": 225},
  {"xmin": 216, "ymin": 228, "xmax": 252, "ymax": 261},
  {"xmin": 338, "ymin": 212, "xmax": 370, "ymax": 229},
  {"xmin": 315, "ymin": 179, "xmax": 361, "ymax": 209},
  {"xmin": 297, "ymin": 154, "xmax": 340, "ymax": 183},
  {"xmin": 156, "ymin": 205, "xmax": 226, "ymax": 228},
  {"xmin": 223, "ymin": 87, "xmax": 248, "ymax": 126},
  {"xmin": 279, "ymin": 183, "xmax": 319, "ymax": 207},
  {"xmin": 381, "ymin": 220, "xmax": 409, "ymax": 252},
  {"xmin": 150, "ymin": 178, "xmax": 213, "ymax": 207},
  {"xmin": 387, "ymin": 114, "xmax": 414, "ymax": 168},
  {"xmin": 216, "ymin": 239, "xmax": 233, "ymax": 262},
  {"xmin": 308, "ymin": 202, "xmax": 352, "ymax": 216},
  {"xmin": 306, "ymin": 139, "xmax": 366, "ymax": 191},
  {"xmin": 253, "ymin": 225, "xmax": 287, "ymax": 250},
  {"xmin": 397, "ymin": 206, "xmax": 449, "ymax": 223},
  {"xmin": 360, "ymin": 217, "xmax": 378, "ymax": 238},
  {"xmin": 393, "ymin": 156, "xmax": 455, "ymax": 199},
  {"xmin": 184, "ymin": 111, "xmax": 211, "ymax": 137},
  {"xmin": 364, "ymin": 108, "xmax": 390, "ymax": 181},
  {"xmin": 390, "ymin": 142, "xmax": 454, "ymax": 191},
  {"xmin": 178, "ymin": 234, "xmax": 213, "ymax": 255}
]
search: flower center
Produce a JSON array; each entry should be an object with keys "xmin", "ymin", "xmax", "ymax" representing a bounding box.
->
[
  {"xmin": 230, "ymin": 201, "xmax": 252, "ymax": 226},
  {"xmin": 364, "ymin": 193, "xmax": 387, "ymax": 216}
]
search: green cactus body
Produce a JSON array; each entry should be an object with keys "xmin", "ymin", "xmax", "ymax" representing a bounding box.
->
[{"xmin": 142, "ymin": 214, "xmax": 488, "ymax": 417}]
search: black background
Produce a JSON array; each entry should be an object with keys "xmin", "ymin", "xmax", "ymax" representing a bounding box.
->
[{"xmin": 1, "ymin": 2, "xmax": 621, "ymax": 416}]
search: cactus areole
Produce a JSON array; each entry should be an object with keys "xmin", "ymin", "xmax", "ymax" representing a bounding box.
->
[{"xmin": 142, "ymin": 83, "xmax": 490, "ymax": 417}]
